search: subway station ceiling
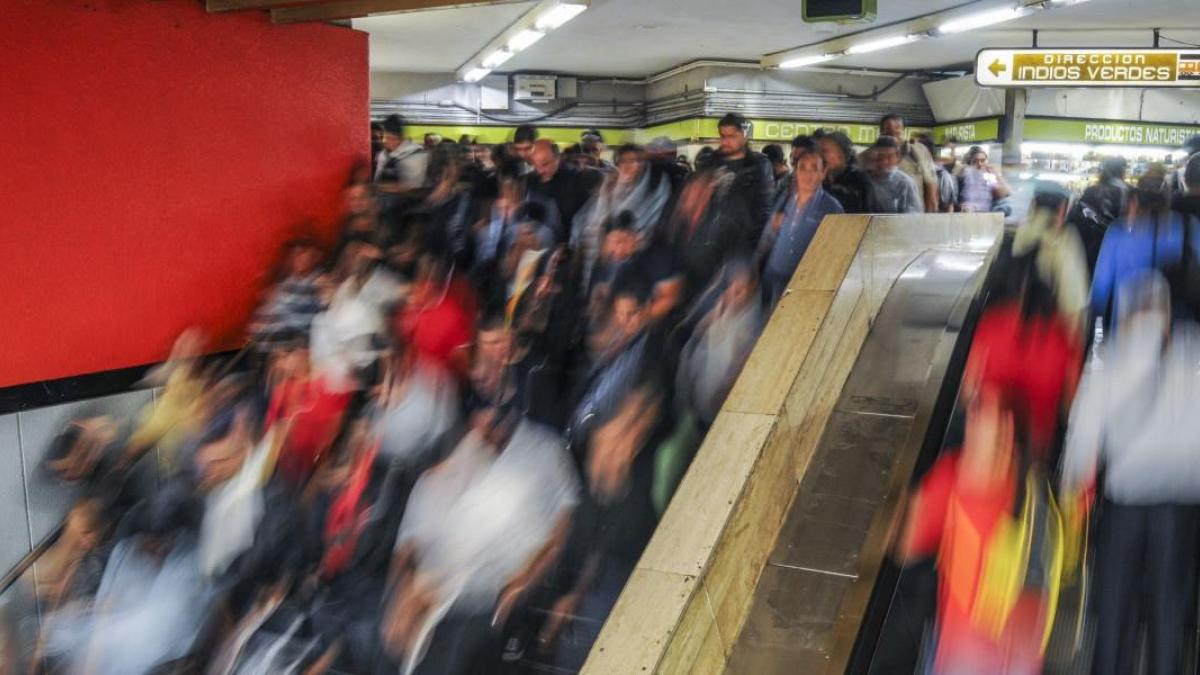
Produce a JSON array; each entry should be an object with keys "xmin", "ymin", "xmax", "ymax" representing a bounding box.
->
[{"xmin": 352, "ymin": 0, "xmax": 1200, "ymax": 77}]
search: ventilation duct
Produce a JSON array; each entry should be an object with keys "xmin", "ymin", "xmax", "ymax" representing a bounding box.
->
[{"xmin": 372, "ymin": 82, "xmax": 934, "ymax": 130}]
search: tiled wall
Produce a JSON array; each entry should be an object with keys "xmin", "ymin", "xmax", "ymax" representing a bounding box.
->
[{"xmin": 0, "ymin": 388, "xmax": 155, "ymax": 579}]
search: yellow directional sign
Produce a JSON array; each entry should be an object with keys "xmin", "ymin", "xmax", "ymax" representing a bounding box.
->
[{"xmin": 976, "ymin": 48, "xmax": 1200, "ymax": 88}]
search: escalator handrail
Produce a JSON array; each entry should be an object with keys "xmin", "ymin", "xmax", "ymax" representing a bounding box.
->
[
  {"xmin": 843, "ymin": 231, "xmax": 1015, "ymax": 674},
  {"xmin": 0, "ymin": 525, "xmax": 63, "ymax": 595},
  {"xmin": 0, "ymin": 348, "xmax": 247, "ymax": 593}
]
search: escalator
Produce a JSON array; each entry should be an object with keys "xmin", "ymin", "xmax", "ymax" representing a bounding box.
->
[
  {"xmin": 725, "ymin": 241, "xmax": 1004, "ymax": 674},
  {"xmin": 846, "ymin": 243, "xmax": 1008, "ymax": 675},
  {"xmin": 0, "ymin": 382, "xmax": 158, "ymax": 596},
  {"xmin": 583, "ymin": 214, "xmax": 1007, "ymax": 675}
]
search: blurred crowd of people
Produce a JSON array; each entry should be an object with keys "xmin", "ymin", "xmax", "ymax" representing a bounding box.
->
[
  {"xmin": 894, "ymin": 139, "xmax": 1200, "ymax": 674},
  {"xmin": 6, "ymin": 105, "xmax": 1196, "ymax": 674},
  {"xmin": 0, "ymin": 110, "xmax": 943, "ymax": 675}
]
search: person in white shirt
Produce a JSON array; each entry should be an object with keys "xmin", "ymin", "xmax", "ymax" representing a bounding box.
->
[
  {"xmin": 381, "ymin": 401, "xmax": 578, "ymax": 675},
  {"xmin": 1062, "ymin": 270, "xmax": 1200, "ymax": 675},
  {"xmin": 371, "ymin": 343, "xmax": 460, "ymax": 472},
  {"xmin": 310, "ymin": 242, "xmax": 396, "ymax": 391},
  {"xmin": 374, "ymin": 114, "xmax": 428, "ymax": 194}
]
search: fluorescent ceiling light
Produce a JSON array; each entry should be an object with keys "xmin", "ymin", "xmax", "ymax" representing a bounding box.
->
[
  {"xmin": 458, "ymin": 0, "xmax": 589, "ymax": 82},
  {"xmin": 481, "ymin": 49, "xmax": 513, "ymax": 69},
  {"xmin": 1048, "ymin": 0, "xmax": 1091, "ymax": 4},
  {"xmin": 535, "ymin": 2, "xmax": 587, "ymax": 30},
  {"xmin": 937, "ymin": 6, "xmax": 1025, "ymax": 34},
  {"xmin": 507, "ymin": 29, "xmax": 545, "ymax": 52},
  {"xmin": 779, "ymin": 53, "xmax": 836, "ymax": 69},
  {"xmin": 463, "ymin": 68, "xmax": 491, "ymax": 83},
  {"xmin": 845, "ymin": 34, "xmax": 918, "ymax": 55}
]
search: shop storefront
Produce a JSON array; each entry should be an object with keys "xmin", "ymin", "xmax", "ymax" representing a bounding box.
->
[
  {"xmin": 926, "ymin": 114, "xmax": 1198, "ymax": 191},
  {"xmin": 1019, "ymin": 117, "xmax": 1198, "ymax": 190}
]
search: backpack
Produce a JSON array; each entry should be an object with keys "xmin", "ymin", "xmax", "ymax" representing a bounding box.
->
[{"xmin": 969, "ymin": 468, "xmax": 1065, "ymax": 652}]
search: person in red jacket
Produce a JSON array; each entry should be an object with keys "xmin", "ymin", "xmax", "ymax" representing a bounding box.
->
[
  {"xmin": 963, "ymin": 258, "xmax": 1082, "ymax": 462},
  {"xmin": 395, "ymin": 257, "xmax": 476, "ymax": 381},
  {"xmin": 898, "ymin": 387, "xmax": 1048, "ymax": 675},
  {"xmin": 263, "ymin": 332, "xmax": 352, "ymax": 485}
]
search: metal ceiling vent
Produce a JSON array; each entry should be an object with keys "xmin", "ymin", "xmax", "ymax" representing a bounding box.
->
[{"xmin": 513, "ymin": 74, "xmax": 558, "ymax": 101}]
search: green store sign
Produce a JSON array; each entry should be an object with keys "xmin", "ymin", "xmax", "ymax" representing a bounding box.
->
[
  {"xmin": 933, "ymin": 118, "xmax": 1002, "ymax": 144},
  {"xmin": 747, "ymin": 119, "xmax": 931, "ymax": 144},
  {"xmin": 404, "ymin": 116, "xmax": 1197, "ymax": 149},
  {"xmin": 1024, "ymin": 117, "xmax": 1200, "ymax": 147},
  {"xmin": 399, "ymin": 115, "xmax": 1197, "ymax": 150},
  {"xmin": 405, "ymin": 124, "xmax": 635, "ymax": 146},
  {"xmin": 640, "ymin": 118, "xmax": 933, "ymax": 144},
  {"xmin": 410, "ymin": 119, "xmax": 938, "ymax": 146},
  {"xmin": 637, "ymin": 119, "xmax": 721, "ymax": 143}
]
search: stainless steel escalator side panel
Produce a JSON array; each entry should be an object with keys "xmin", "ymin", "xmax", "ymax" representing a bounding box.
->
[
  {"xmin": 727, "ymin": 242, "xmax": 1000, "ymax": 675},
  {"xmin": 824, "ymin": 246, "xmax": 997, "ymax": 675}
]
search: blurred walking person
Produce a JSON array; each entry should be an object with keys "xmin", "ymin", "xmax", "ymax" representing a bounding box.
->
[
  {"xmin": 381, "ymin": 400, "xmax": 578, "ymax": 675},
  {"xmin": 1063, "ymin": 270, "xmax": 1200, "ymax": 675},
  {"xmin": 762, "ymin": 143, "xmax": 791, "ymax": 203},
  {"xmin": 1089, "ymin": 173, "xmax": 1183, "ymax": 334},
  {"xmin": 1011, "ymin": 182, "xmax": 1090, "ymax": 337},
  {"xmin": 662, "ymin": 167, "xmax": 755, "ymax": 300},
  {"xmin": 1171, "ymin": 151, "xmax": 1200, "ymax": 219},
  {"xmin": 571, "ymin": 143, "xmax": 671, "ymax": 293},
  {"xmin": 898, "ymin": 387, "xmax": 1055, "ymax": 675},
  {"xmin": 1069, "ymin": 157, "xmax": 1131, "ymax": 270},
  {"xmin": 374, "ymin": 115, "xmax": 428, "ymax": 195},
  {"xmin": 658, "ymin": 260, "xmax": 762, "ymax": 514},
  {"xmin": 529, "ymin": 139, "xmax": 600, "ymax": 244},
  {"xmin": 814, "ymin": 130, "xmax": 872, "ymax": 214}
]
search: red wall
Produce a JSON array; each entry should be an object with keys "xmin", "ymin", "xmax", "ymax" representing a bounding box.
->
[{"xmin": 0, "ymin": 0, "xmax": 368, "ymax": 388}]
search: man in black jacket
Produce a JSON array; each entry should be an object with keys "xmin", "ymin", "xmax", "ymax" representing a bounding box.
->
[
  {"xmin": 1169, "ymin": 136, "xmax": 1200, "ymax": 197},
  {"xmin": 1173, "ymin": 152, "xmax": 1200, "ymax": 218},
  {"xmin": 714, "ymin": 113, "xmax": 774, "ymax": 245},
  {"xmin": 813, "ymin": 129, "xmax": 872, "ymax": 214},
  {"xmin": 1068, "ymin": 156, "xmax": 1130, "ymax": 271},
  {"xmin": 646, "ymin": 136, "xmax": 688, "ymax": 195},
  {"xmin": 529, "ymin": 138, "xmax": 603, "ymax": 243}
]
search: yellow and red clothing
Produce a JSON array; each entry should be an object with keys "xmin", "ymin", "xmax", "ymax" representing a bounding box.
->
[{"xmin": 910, "ymin": 452, "xmax": 1047, "ymax": 674}]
